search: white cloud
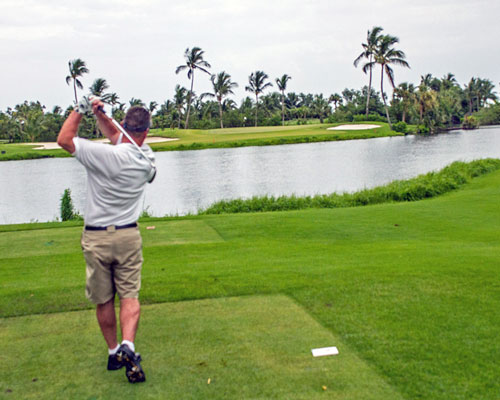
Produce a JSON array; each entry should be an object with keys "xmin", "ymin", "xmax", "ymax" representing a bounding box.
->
[{"xmin": 0, "ymin": 0, "xmax": 499, "ymax": 110}]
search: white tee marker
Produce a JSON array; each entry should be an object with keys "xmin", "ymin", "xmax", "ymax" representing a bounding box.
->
[{"xmin": 311, "ymin": 347, "xmax": 339, "ymax": 357}]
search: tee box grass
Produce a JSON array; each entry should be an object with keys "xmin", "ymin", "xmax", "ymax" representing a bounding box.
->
[
  {"xmin": 1, "ymin": 165, "xmax": 500, "ymax": 399},
  {"xmin": 0, "ymin": 296, "xmax": 402, "ymax": 399}
]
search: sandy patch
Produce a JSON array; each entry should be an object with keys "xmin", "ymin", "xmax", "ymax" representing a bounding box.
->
[
  {"xmin": 21, "ymin": 136, "xmax": 179, "ymax": 150},
  {"xmin": 327, "ymin": 124, "xmax": 381, "ymax": 131}
]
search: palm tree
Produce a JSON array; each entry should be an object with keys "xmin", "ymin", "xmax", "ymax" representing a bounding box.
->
[
  {"xmin": 105, "ymin": 92, "xmax": 120, "ymax": 107},
  {"xmin": 354, "ymin": 26, "xmax": 384, "ymax": 117},
  {"xmin": 205, "ymin": 72, "xmax": 238, "ymax": 129},
  {"xmin": 328, "ymin": 93, "xmax": 342, "ymax": 111},
  {"xmin": 173, "ymin": 85, "xmax": 187, "ymax": 129},
  {"xmin": 52, "ymin": 105, "xmax": 62, "ymax": 115},
  {"xmin": 66, "ymin": 59, "xmax": 89, "ymax": 104},
  {"xmin": 476, "ymin": 78, "xmax": 497, "ymax": 109},
  {"xmin": 149, "ymin": 101, "xmax": 158, "ymax": 114},
  {"xmin": 415, "ymin": 84, "xmax": 437, "ymax": 126},
  {"xmin": 222, "ymin": 98, "xmax": 237, "ymax": 112},
  {"xmin": 129, "ymin": 98, "xmax": 145, "ymax": 107},
  {"xmin": 393, "ymin": 82, "xmax": 415, "ymax": 123},
  {"xmin": 372, "ymin": 34, "xmax": 410, "ymax": 128},
  {"xmin": 440, "ymin": 73, "xmax": 458, "ymax": 90},
  {"xmin": 245, "ymin": 71, "xmax": 273, "ymax": 127},
  {"xmin": 420, "ymin": 74, "xmax": 441, "ymax": 91},
  {"xmin": 275, "ymin": 74, "xmax": 292, "ymax": 126},
  {"xmin": 311, "ymin": 94, "xmax": 330, "ymax": 123},
  {"xmin": 175, "ymin": 47, "xmax": 211, "ymax": 129},
  {"xmin": 89, "ymin": 78, "xmax": 109, "ymax": 97}
]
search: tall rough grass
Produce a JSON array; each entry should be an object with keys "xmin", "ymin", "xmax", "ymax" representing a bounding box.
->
[{"xmin": 200, "ymin": 159, "xmax": 500, "ymax": 215}]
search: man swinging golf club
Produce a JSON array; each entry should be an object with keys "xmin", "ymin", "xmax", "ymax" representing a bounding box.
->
[{"xmin": 57, "ymin": 96, "xmax": 156, "ymax": 383}]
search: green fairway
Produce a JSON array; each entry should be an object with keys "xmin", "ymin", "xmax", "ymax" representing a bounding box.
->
[
  {"xmin": 0, "ymin": 122, "xmax": 400, "ymax": 161},
  {"xmin": 0, "ymin": 295, "xmax": 403, "ymax": 399},
  {"xmin": 1, "ymin": 166, "xmax": 500, "ymax": 399}
]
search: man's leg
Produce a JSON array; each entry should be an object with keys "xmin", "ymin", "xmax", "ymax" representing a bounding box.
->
[
  {"xmin": 96, "ymin": 298, "xmax": 118, "ymax": 349},
  {"xmin": 120, "ymin": 298, "xmax": 140, "ymax": 342},
  {"xmin": 117, "ymin": 297, "xmax": 146, "ymax": 383}
]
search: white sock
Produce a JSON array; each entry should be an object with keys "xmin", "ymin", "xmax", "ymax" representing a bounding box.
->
[
  {"xmin": 121, "ymin": 340, "xmax": 135, "ymax": 353},
  {"xmin": 108, "ymin": 344, "xmax": 120, "ymax": 355}
]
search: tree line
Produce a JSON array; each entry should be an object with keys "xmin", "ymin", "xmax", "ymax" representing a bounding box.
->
[{"xmin": 1, "ymin": 27, "xmax": 498, "ymax": 143}]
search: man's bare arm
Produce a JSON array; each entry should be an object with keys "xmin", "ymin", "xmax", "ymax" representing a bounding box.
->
[
  {"xmin": 92, "ymin": 99, "xmax": 121, "ymax": 144},
  {"xmin": 57, "ymin": 111, "xmax": 82, "ymax": 154}
]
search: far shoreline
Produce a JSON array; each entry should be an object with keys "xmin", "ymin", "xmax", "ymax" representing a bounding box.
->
[{"xmin": 0, "ymin": 122, "xmax": 401, "ymax": 162}]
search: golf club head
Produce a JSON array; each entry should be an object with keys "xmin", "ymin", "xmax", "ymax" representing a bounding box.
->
[{"xmin": 148, "ymin": 166, "xmax": 157, "ymax": 183}]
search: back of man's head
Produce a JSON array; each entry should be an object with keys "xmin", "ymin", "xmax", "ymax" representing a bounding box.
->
[{"xmin": 124, "ymin": 106, "xmax": 151, "ymax": 137}]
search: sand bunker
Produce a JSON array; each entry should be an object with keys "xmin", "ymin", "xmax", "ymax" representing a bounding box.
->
[
  {"xmin": 327, "ymin": 124, "xmax": 381, "ymax": 131},
  {"xmin": 21, "ymin": 136, "xmax": 178, "ymax": 150}
]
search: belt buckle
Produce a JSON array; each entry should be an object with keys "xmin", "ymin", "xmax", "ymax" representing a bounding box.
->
[{"xmin": 106, "ymin": 225, "xmax": 116, "ymax": 232}]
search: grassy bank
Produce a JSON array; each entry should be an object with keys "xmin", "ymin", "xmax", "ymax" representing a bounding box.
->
[
  {"xmin": 0, "ymin": 122, "xmax": 399, "ymax": 161},
  {"xmin": 201, "ymin": 158, "xmax": 500, "ymax": 214},
  {"xmin": 1, "ymin": 162, "xmax": 500, "ymax": 398}
]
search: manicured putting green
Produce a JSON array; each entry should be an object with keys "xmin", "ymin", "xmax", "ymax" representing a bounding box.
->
[{"xmin": 0, "ymin": 295, "xmax": 402, "ymax": 399}]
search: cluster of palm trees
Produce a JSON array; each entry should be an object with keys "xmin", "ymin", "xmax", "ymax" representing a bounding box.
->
[
  {"xmin": 64, "ymin": 51, "xmax": 296, "ymax": 130},
  {"xmin": 1, "ymin": 36, "xmax": 498, "ymax": 143},
  {"xmin": 389, "ymin": 73, "xmax": 497, "ymax": 131},
  {"xmin": 354, "ymin": 26, "xmax": 410, "ymax": 128}
]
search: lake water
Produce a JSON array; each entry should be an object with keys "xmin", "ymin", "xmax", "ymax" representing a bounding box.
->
[{"xmin": 1, "ymin": 126, "xmax": 499, "ymax": 225}]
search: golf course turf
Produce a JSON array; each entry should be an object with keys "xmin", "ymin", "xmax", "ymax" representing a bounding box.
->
[{"xmin": 1, "ymin": 162, "xmax": 499, "ymax": 399}]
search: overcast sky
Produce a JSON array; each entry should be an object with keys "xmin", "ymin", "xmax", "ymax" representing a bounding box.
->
[{"xmin": 1, "ymin": 0, "xmax": 499, "ymax": 111}]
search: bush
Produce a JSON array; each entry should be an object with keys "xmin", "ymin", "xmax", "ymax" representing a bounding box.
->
[
  {"xmin": 474, "ymin": 104, "xmax": 500, "ymax": 126},
  {"xmin": 392, "ymin": 121, "xmax": 407, "ymax": 133},
  {"xmin": 328, "ymin": 110, "xmax": 353, "ymax": 123},
  {"xmin": 417, "ymin": 124, "xmax": 430, "ymax": 134},
  {"xmin": 462, "ymin": 115, "xmax": 479, "ymax": 130},
  {"xmin": 263, "ymin": 114, "xmax": 281, "ymax": 126},
  {"xmin": 352, "ymin": 113, "xmax": 387, "ymax": 122},
  {"xmin": 60, "ymin": 188, "xmax": 80, "ymax": 221}
]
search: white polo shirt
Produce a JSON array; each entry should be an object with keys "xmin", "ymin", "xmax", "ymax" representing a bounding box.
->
[{"xmin": 73, "ymin": 137, "xmax": 155, "ymax": 227}]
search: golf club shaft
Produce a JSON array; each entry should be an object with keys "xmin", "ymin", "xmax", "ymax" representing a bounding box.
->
[{"xmin": 96, "ymin": 106, "xmax": 155, "ymax": 168}]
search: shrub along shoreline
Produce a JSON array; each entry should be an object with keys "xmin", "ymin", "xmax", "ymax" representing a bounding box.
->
[
  {"xmin": 200, "ymin": 159, "xmax": 500, "ymax": 214},
  {"xmin": 1, "ymin": 159, "xmax": 498, "ymax": 232}
]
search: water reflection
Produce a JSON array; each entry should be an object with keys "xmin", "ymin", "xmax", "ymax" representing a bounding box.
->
[{"xmin": 1, "ymin": 127, "xmax": 499, "ymax": 224}]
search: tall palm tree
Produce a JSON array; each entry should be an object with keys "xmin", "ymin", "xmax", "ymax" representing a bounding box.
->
[
  {"xmin": 175, "ymin": 47, "xmax": 211, "ymax": 129},
  {"xmin": 245, "ymin": 71, "xmax": 273, "ymax": 127},
  {"xmin": 173, "ymin": 85, "xmax": 187, "ymax": 129},
  {"xmin": 372, "ymin": 34, "xmax": 410, "ymax": 128},
  {"xmin": 66, "ymin": 59, "xmax": 89, "ymax": 104},
  {"xmin": 354, "ymin": 26, "xmax": 384, "ymax": 117},
  {"xmin": 205, "ymin": 72, "xmax": 238, "ymax": 129},
  {"xmin": 275, "ymin": 74, "xmax": 292, "ymax": 126}
]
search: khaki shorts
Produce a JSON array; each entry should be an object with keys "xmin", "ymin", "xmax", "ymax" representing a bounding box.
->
[{"xmin": 81, "ymin": 226, "xmax": 143, "ymax": 304}]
